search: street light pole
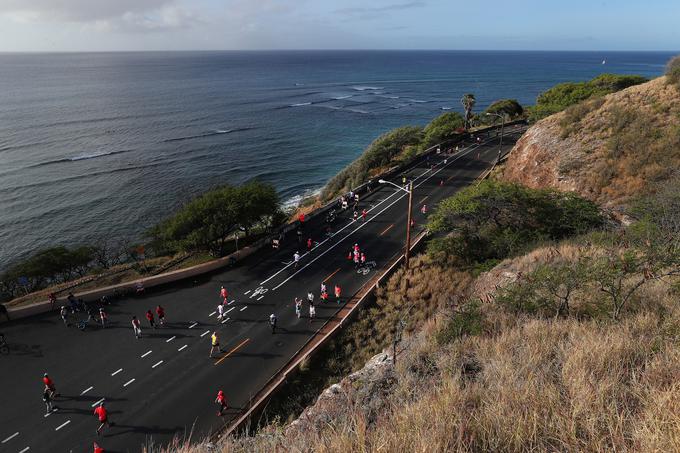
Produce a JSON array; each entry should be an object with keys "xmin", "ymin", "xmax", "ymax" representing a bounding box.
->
[
  {"xmin": 485, "ymin": 112, "xmax": 505, "ymax": 164},
  {"xmin": 379, "ymin": 179, "xmax": 414, "ymax": 270}
]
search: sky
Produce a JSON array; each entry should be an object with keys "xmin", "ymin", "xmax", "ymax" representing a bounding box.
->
[{"xmin": 0, "ymin": 0, "xmax": 678, "ymax": 52}]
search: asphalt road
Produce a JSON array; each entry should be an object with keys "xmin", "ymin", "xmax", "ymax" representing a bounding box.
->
[{"xmin": 0, "ymin": 126, "xmax": 525, "ymax": 453}]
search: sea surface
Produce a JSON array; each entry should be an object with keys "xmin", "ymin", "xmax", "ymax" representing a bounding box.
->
[{"xmin": 0, "ymin": 50, "xmax": 673, "ymax": 270}]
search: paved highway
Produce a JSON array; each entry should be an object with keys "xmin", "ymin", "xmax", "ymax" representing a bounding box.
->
[{"xmin": 0, "ymin": 126, "xmax": 525, "ymax": 453}]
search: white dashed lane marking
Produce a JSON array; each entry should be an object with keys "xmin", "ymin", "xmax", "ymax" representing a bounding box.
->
[
  {"xmin": 221, "ymin": 318, "xmax": 230, "ymax": 324},
  {"xmin": 123, "ymin": 378, "xmax": 135, "ymax": 387},
  {"xmin": 111, "ymin": 368, "xmax": 123, "ymax": 376},
  {"xmin": 166, "ymin": 336, "xmax": 176, "ymax": 343},
  {"xmin": 209, "ymin": 311, "xmax": 216, "ymax": 317},
  {"xmin": 140, "ymin": 350, "xmax": 152, "ymax": 358},
  {"xmin": 228, "ymin": 300, "xmax": 235, "ymax": 305},
  {"xmin": 244, "ymin": 290, "xmax": 250, "ymax": 295},
  {"xmin": 200, "ymin": 330, "xmax": 210, "ymax": 337},
  {"xmin": 91, "ymin": 398, "xmax": 105, "ymax": 408},
  {"xmin": 152, "ymin": 360, "xmax": 163, "ymax": 369},
  {"xmin": 257, "ymin": 296, "xmax": 264, "ymax": 301},
  {"xmin": 19, "ymin": 447, "xmax": 30, "ymax": 453},
  {"xmin": 55, "ymin": 420, "xmax": 70, "ymax": 431},
  {"xmin": 178, "ymin": 345, "xmax": 188, "ymax": 352},
  {"xmin": 225, "ymin": 307, "xmax": 235, "ymax": 314},
  {"xmin": 2, "ymin": 432, "xmax": 19, "ymax": 443},
  {"xmin": 80, "ymin": 386, "xmax": 93, "ymax": 395},
  {"xmin": 240, "ymin": 306, "xmax": 247, "ymax": 312},
  {"xmin": 189, "ymin": 322, "xmax": 198, "ymax": 329}
]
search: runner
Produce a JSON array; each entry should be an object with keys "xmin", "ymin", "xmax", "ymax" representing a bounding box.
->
[
  {"xmin": 320, "ymin": 282, "xmax": 327, "ymax": 294},
  {"xmin": 145, "ymin": 310, "xmax": 156, "ymax": 329},
  {"xmin": 156, "ymin": 305, "xmax": 165, "ymax": 326},
  {"xmin": 353, "ymin": 211, "xmax": 358, "ymax": 221},
  {"xmin": 217, "ymin": 302, "xmax": 225, "ymax": 320},
  {"xmin": 361, "ymin": 253, "xmax": 366, "ymax": 265},
  {"xmin": 421, "ymin": 204, "xmax": 427, "ymax": 214},
  {"xmin": 43, "ymin": 373, "xmax": 58, "ymax": 397},
  {"xmin": 295, "ymin": 298, "xmax": 302, "ymax": 318},
  {"xmin": 269, "ymin": 313, "xmax": 277, "ymax": 334},
  {"xmin": 99, "ymin": 308, "xmax": 107, "ymax": 328},
  {"xmin": 93, "ymin": 442, "xmax": 104, "ymax": 453},
  {"xmin": 320, "ymin": 291, "xmax": 329, "ymax": 303},
  {"xmin": 361, "ymin": 209, "xmax": 367, "ymax": 222},
  {"xmin": 48, "ymin": 292, "xmax": 56, "ymax": 310},
  {"xmin": 215, "ymin": 390, "xmax": 228, "ymax": 416},
  {"xmin": 347, "ymin": 250, "xmax": 353, "ymax": 262},
  {"xmin": 353, "ymin": 252, "xmax": 360, "ymax": 269},
  {"xmin": 307, "ymin": 238, "xmax": 313, "ymax": 252},
  {"xmin": 43, "ymin": 386, "xmax": 56, "ymax": 414},
  {"xmin": 354, "ymin": 243, "xmax": 360, "ymax": 254},
  {"xmin": 293, "ymin": 251, "xmax": 301, "ymax": 269},
  {"xmin": 297, "ymin": 228, "xmax": 303, "ymax": 243},
  {"xmin": 60, "ymin": 306, "xmax": 69, "ymax": 327},
  {"xmin": 220, "ymin": 286, "xmax": 228, "ymax": 303},
  {"xmin": 309, "ymin": 303, "xmax": 316, "ymax": 322},
  {"xmin": 307, "ymin": 291, "xmax": 314, "ymax": 305},
  {"xmin": 131, "ymin": 316, "xmax": 142, "ymax": 339},
  {"xmin": 94, "ymin": 402, "xmax": 110, "ymax": 435},
  {"xmin": 209, "ymin": 331, "xmax": 222, "ymax": 358},
  {"xmin": 334, "ymin": 285, "xmax": 342, "ymax": 304}
]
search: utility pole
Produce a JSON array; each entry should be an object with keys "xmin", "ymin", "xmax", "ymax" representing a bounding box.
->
[
  {"xmin": 485, "ymin": 112, "xmax": 505, "ymax": 164},
  {"xmin": 379, "ymin": 179, "xmax": 414, "ymax": 270}
]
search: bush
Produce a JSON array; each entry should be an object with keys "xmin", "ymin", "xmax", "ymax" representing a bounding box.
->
[
  {"xmin": 435, "ymin": 300, "xmax": 484, "ymax": 344},
  {"xmin": 421, "ymin": 112, "xmax": 465, "ymax": 150},
  {"xmin": 427, "ymin": 180, "xmax": 604, "ymax": 266},
  {"xmin": 529, "ymin": 73, "xmax": 647, "ymax": 122},
  {"xmin": 665, "ymin": 55, "xmax": 680, "ymax": 90},
  {"xmin": 321, "ymin": 126, "xmax": 423, "ymax": 200}
]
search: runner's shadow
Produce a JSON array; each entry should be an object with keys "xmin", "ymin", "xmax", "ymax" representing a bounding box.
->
[
  {"xmin": 103, "ymin": 424, "xmax": 183, "ymax": 438},
  {"xmin": 5, "ymin": 343, "xmax": 43, "ymax": 357}
]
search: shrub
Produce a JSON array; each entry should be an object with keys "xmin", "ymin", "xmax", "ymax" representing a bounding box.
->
[
  {"xmin": 435, "ymin": 299, "xmax": 484, "ymax": 345},
  {"xmin": 665, "ymin": 54, "xmax": 680, "ymax": 90},
  {"xmin": 321, "ymin": 126, "xmax": 423, "ymax": 200},
  {"xmin": 421, "ymin": 112, "xmax": 465, "ymax": 150},
  {"xmin": 484, "ymin": 99, "xmax": 524, "ymax": 120},
  {"xmin": 427, "ymin": 180, "xmax": 604, "ymax": 266},
  {"xmin": 529, "ymin": 73, "xmax": 647, "ymax": 122}
]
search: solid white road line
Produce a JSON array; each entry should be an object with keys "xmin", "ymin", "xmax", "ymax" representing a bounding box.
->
[
  {"xmin": 209, "ymin": 311, "xmax": 216, "ymax": 317},
  {"xmin": 2, "ymin": 432, "xmax": 19, "ymax": 443},
  {"xmin": 55, "ymin": 420, "xmax": 70, "ymax": 431},
  {"xmin": 152, "ymin": 360, "xmax": 163, "ymax": 369},
  {"xmin": 111, "ymin": 368, "xmax": 123, "ymax": 376},
  {"xmin": 80, "ymin": 386, "xmax": 93, "ymax": 395},
  {"xmin": 189, "ymin": 322, "xmax": 198, "ymax": 329},
  {"xmin": 225, "ymin": 307, "xmax": 235, "ymax": 314},
  {"xmin": 240, "ymin": 306, "xmax": 247, "ymax": 312},
  {"xmin": 141, "ymin": 350, "xmax": 152, "ymax": 358},
  {"xmin": 19, "ymin": 447, "xmax": 30, "ymax": 453},
  {"xmin": 123, "ymin": 378, "xmax": 135, "ymax": 387},
  {"xmin": 270, "ymin": 142, "xmax": 485, "ymax": 291},
  {"xmin": 166, "ymin": 336, "xmax": 176, "ymax": 343},
  {"xmin": 178, "ymin": 345, "xmax": 188, "ymax": 352},
  {"xmin": 91, "ymin": 398, "xmax": 105, "ymax": 408},
  {"xmin": 200, "ymin": 330, "xmax": 210, "ymax": 337}
]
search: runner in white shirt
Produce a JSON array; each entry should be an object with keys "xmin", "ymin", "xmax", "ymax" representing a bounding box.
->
[
  {"xmin": 217, "ymin": 303, "xmax": 225, "ymax": 320},
  {"xmin": 293, "ymin": 251, "xmax": 301, "ymax": 269}
]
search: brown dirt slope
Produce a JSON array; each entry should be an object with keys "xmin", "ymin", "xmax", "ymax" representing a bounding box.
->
[{"xmin": 502, "ymin": 76, "xmax": 680, "ymax": 208}]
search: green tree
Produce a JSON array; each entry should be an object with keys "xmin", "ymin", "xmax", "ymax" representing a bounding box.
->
[
  {"xmin": 421, "ymin": 112, "xmax": 465, "ymax": 149},
  {"xmin": 461, "ymin": 93, "xmax": 476, "ymax": 130},
  {"xmin": 484, "ymin": 99, "xmax": 524, "ymax": 120}
]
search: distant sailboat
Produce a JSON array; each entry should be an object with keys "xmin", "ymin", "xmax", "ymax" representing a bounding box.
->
[{"xmin": 602, "ymin": 59, "xmax": 606, "ymax": 65}]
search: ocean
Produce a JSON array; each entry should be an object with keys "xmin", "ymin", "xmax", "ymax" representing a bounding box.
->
[{"xmin": 0, "ymin": 50, "xmax": 673, "ymax": 270}]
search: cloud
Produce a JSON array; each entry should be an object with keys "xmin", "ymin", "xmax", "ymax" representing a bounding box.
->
[
  {"xmin": 0, "ymin": 0, "xmax": 201, "ymax": 31},
  {"xmin": 335, "ymin": 1, "xmax": 426, "ymax": 20}
]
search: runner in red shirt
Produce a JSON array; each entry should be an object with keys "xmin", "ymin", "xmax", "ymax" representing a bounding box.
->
[
  {"xmin": 215, "ymin": 390, "xmax": 228, "ymax": 416},
  {"xmin": 155, "ymin": 305, "xmax": 165, "ymax": 326},
  {"xmin": 220, "ymin": 286, "xmax": 228, "ymax": 303},
  {"xmin": 334, "ymin": 285, "xmax": 342, "ymax": 304},
  {"xmin": 145, "ymin": 310, "xmax": 156, "ymax": 329},
  {"xmin": 94, "ymin": 402, "xmax": 110, "ymax": 435},
  {"xmin": 307, "ymin": 238, "xmax": 313, "ymax": 252},
  {"xmin": 361, "ymin": 209, "xmax": 367, "ymax": 221},
  {"xmin": 43, "ymin": 373, "xmax": 58, "ymax": 397},
  {"xmin": 93, "ymin": 442, "xmax": 104, "ymax": 453}
]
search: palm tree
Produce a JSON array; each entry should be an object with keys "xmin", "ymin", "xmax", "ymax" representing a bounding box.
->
[{"xmin": 461, "ymin": 93, "xmax": 476, "ymax": 130}]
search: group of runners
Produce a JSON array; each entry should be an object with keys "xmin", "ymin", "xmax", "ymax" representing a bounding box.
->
[{"xmin": 130, "ymin": 305, "xmax": 165, "ymax": 338}]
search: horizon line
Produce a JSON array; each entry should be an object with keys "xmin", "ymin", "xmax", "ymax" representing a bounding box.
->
[{"xmin": 0, "ymin": 49, "xmax": 677, "ymax": 55}]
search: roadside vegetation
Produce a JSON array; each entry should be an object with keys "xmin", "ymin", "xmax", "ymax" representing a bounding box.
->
[
  {"xmin": 0, "ymin": 181, "xmax": 282, "ymax": 304},
  {"xmin": 528, "ymin": 73, "xmax": 647, "ymax": 122},
  {"xmin": 666, "ymin": 55, "xmax": 680, "ymax": 90}
]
